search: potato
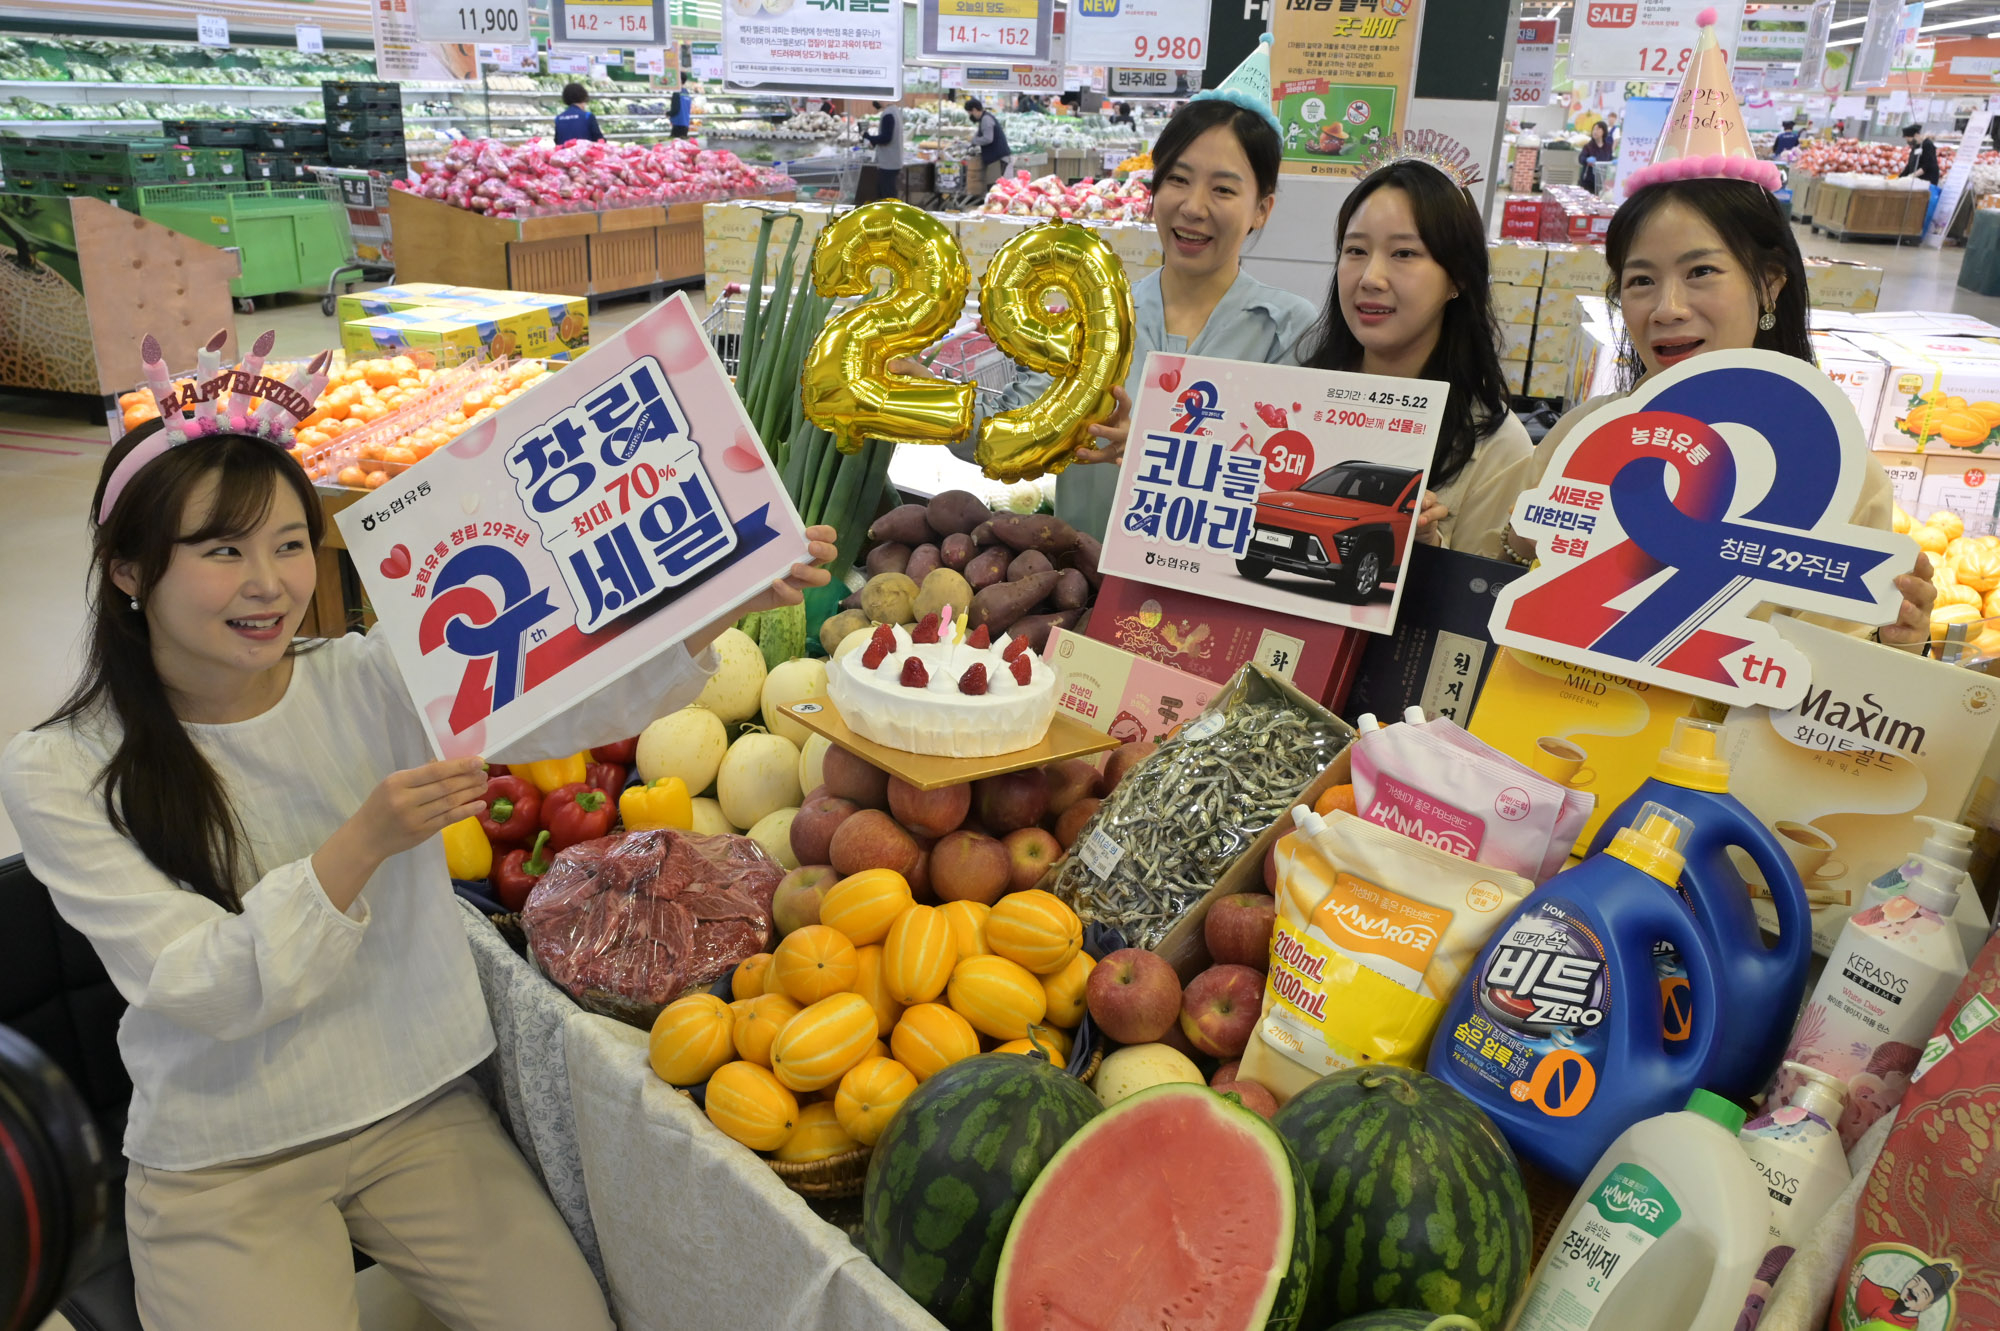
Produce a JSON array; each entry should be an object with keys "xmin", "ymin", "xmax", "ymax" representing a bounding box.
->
[
  {"xmin": 905, "ymin": 542, "xmax": 942, "ymax": 586},
  {"xmin": 819, "ymin": 608, "xmax": 873, "ymax": 656},
  {"xmin": 1007, "ymin": 549, "xmax": 1054, "ymax": 582},
  {"xmin": 864, "ymin": 541, "xmax": 911, "ymax": 577},
  {"xmin": 965, "ymin": 547, "xmax": 1011, "ymax": 591},
  {"xmin": 859, "ymin": 572, "xmax": 920, "ymax": 625},
  {"xmin": 1054, "ymin": 567, "xmax": 1090, "ymax": 610},
  {"xmin": 925, "ymin": 488, "xmax": 993, "ymax": 537},
  {"xmin": 989, "ymin": 512, "xmax": 1078, "ymax": 555},
  {"xmin": 941, "ymin": 532, "xmax": 976, "ymax": 571},
  {"xmin": 870, "ymin": 503, "xmax": 935, "ymax": 546},
  {"xmin": 970, "ymin": 571, "xmax": 1059, "ymax": 632},
  {"xmin": 913, "ymin": 568, "xmax": 974, "ymax": 622}
]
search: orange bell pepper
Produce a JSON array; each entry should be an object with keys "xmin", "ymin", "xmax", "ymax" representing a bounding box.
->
[
  {"xmin": 620, "ymin": 777, "xmax": 693, "ymax": 832},
  {"xmin": 520, "ymin": 752, "xmax": 588, "ymax": 795}
]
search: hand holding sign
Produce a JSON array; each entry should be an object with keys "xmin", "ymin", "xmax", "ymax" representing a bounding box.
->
[{"xmin": 1490, "ymin": 350, "xmax": 1912, "ymax": 708}]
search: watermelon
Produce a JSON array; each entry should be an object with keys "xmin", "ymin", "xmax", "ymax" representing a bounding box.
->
[
  {"xmin": 863, "ymin": 1052, "xmax": 1102, "ymax": 1329},
  {"xmin": 1325, "ymin": 1315, "xmax": 1484, "ymax": 1331},
  {"xmin": 1272, "ymin": 1066, "xmax": 1530, "ymax": 1331},
  {"xmin": 991, "ymin": 1084, "xmax": 1313, "ymax": 1331}
]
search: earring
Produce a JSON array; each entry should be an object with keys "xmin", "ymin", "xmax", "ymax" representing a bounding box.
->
[
  {"xmin": 130, "ymin": 597, "xmax": 140, "ymax": 611},
  {"xmin": 1758, "ymin": 308, "xmax": 1776, "ymax": 331}
]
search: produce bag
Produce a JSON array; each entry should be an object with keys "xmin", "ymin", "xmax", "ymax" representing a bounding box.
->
[
  {"xmin": 523, "ymin": 829, "xmax": 782, "ymax": 1020},
  {"xmin": 1050, "ymin": 664, "xmax": 1351, "ymax": 949}
]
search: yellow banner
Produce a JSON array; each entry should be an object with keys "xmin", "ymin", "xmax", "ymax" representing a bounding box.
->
[{"xmin": 1273, "ymin": 0, "xmax": 1421, "ymax": 179}]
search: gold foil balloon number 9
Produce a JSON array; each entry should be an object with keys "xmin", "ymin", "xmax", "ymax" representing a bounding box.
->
[
  {"xmin": 976, "ymin": 222, "xmax": 1134, "ymax": 483},
  {"xmin": 801, "ymin": 200, "xmax": 973, "ymax": 456}
]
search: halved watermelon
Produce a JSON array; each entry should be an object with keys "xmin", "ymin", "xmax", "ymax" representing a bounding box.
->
[{"xmin": 991, "ymin": 1084, "xmax": 1312, "ymax": 1331}]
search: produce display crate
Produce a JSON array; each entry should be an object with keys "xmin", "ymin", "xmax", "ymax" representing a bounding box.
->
[
  {"xmin": 327, "ymin": 107, "xmax": 405, "ymax": 137},
  {"xmin": 322, "ymin": 80, "xmax": 401, "ymax": 112},
  {"xmin": 59, "ymin": 177, "xmax": 135, "ymax": 210},
  {"xmin": 137, "ymin": 181, "xmax": 349, "ymax": 299},
  {"xmin": 510, "ymin": 234, "xmax": 591, "ymax": 297},
  {"xmin": 1812, "ymin": 183, "xmax": 1927, "ymax": 241},
  {"xmin": 161, "ymin": 119, "xmax": 259, "ymax": 148},
  {"xmin": 189, "ymin": 147, "xmax": 244, "ymax": 182},
  {"xmin": 0, "ymin": 138, "xmax": 63, "ymax": 176},
  {"xmin": 255, "ymin": 120, "xmax": 328, "ymax": 152},
  {"xmin": 3, "ymin": 172, "xmax": 57, "ymax": 196},
  {"xmin": 62, "ymin": 139, "xmax": 180, "ymax": 185},
  {"xmin": 329, "ymin": 134, "xmax": 408, "ymax": 170},
  {"xmin": 658, "ymin": 200, "xmax": 703, "ymax": 283},
  {"xmin": 590, "ymin": 205, "xmax": 663, "ymax": 291},
  {"xmin": 1790, "ymin": 167, "xmax": 1817, "ymax": 221},
  {"xmin": 243, "ymin": 151, "xmax": 285, "ymax": 181},
  {"xmin": 1054, "ymin": 149, "xmax": 1092, "ymax": 181}
]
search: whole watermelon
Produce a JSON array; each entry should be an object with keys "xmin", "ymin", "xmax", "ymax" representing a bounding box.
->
[
  {"xmin": 1323, "ymin": 1314, "xmax": 1484, "ymax": 1331},
  {"xmin": 1273, "ymin": 1066, "xmax": 1531, "ymax": 1331},
  {"xmin": 863, "ymin": 1053, "xmax": 1102, "ymax": 1329}
]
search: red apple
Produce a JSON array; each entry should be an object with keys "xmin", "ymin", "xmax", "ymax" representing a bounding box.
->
[
  {"xmin": 772, "ymin": 865, "xmax": 837, "ymax": 937},
  {"xmin": 1204, "ymin": 893, "xmax": 1278, "ymax": 970},
  {"xmin": 1054, "ymin": 797, "xmax": 1101, "ymax": 852},
  {"xmin": 975, "ymin": 769, "xmax": 1048, "ymax": 836},
  {"xmin": 822, "ymin": 745, "xmax": 890, "ymax": 809},
  {"xmin": 930, "ymin": 829, "xmax": 1012, "ymax": 905},
  {"xmin": 1263, "ymin": 841, "xmax": 1279, "ymax": 892},
  {"xmin": 1097, "ymin": 741, "xmax": 1157, "ymax": 797},
  {"xmin": 908, "ymin": 847, "xmax": 936, "ymax": 904},
  {"xmin": 1180, "ymin": 963, "xmax": 1264, "ymax": 1059},
  {"xmin": 887, "ymin": 777, "xmax": 970, "ymax": 839},
  {"xmin": 790, "ymin": 794, "xmax": 859, "ymax": 868},
  {"xmin": 828, "ymin": 809, "xmax": 920, "ymax": 878},
  {"xmin": 1212, "ymin": 1079, "xmax": 1278, "ymax": 1119},
  {"xmin": 1003, "ymin": 826, "xmax": 1062, "ymax": 892},
  {"xmin": 1084, "ymin": 947, "xmax": 1183, "ymax": 1044},
  {"xmin": 1042, "ymin": 759, "xmax": 1100, "ymax": 819},
  {"xmin": 1209, "ymin": 1060, "xmax": 1241, "ymax": 1088},
  {"xmin": 1156, "ymin": 1015, "xmax": 1204, "ymax": 1061}
]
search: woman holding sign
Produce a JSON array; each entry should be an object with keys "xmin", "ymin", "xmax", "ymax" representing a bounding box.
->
[
  {"xmin": 1503, "ymin": 10, "xmax": 1934, "ymax": 646},
  {"xmin": 0, "ymin": 383, "xmax": 836, "ymax": 1330}
]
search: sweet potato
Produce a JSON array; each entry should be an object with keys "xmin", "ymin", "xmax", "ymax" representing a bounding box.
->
[
  {"xmin": 970, "ymin": 520, "xmax": 996, "ymax": 547},
  {"xmin": 905, "ymin": 543, "xmax": 942, "ymax": 586},
  {"xmin": 870, "ymin": 503, "xmax": 935, "ymax": 546},
  {"xmin": 925, "ymin": 489, "xmax": 992, "ymax": 538},
  {"xmin": 970, "ymin": 571, "xmax": 1058, "ymax": 633},
  {"xmin": 1007, "ymin": 549, "xmax": 1055, "ymax": 581},
  {"xmin": 1008, "ymin": 608, "xmax": 1084, "ymax": 654},
  {"xmin": 1060, "ymin": 532, "xmax": 1103, "ymax": 590},
  {"xmin": 941, "ymin": 532, "xmax": 976, "ymax": 571},
  {"xmin": 864, "ymin": 541, "xmax": 912, "ymax": 577},
  {"xmin": 840, "ymin": 590, "xmax": 863, "ymax": 612},
  {"xmin": 965, "ymin": 546, "xmax": 1011, "ymax": 591},
  {"xmin": 988, "ymin": 512, "xmax": 1078, "ymax": 555},
  {"xmin": 1054, "ymin": 567, "xmax": 1090, "ymax": 611}
]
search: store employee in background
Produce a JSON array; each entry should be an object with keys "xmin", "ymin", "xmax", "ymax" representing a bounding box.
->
[
  {"xmin": 668, "ymin": 80, "xmax": 693, "ymax": 138},
  {"xmin": 554, "ymin": 84, "xmax": 604, "ymax": 144},
  {"xmin": 967, "ymin": 98, "xmax": 1012, "ymax": 192},
  {"xmin": 1770, "ymin": 119, "xmax": 1801, "ymax": 156},
  {"xmin": 862, "ymin": 100, "xmax": 904, "ymax": 202}
]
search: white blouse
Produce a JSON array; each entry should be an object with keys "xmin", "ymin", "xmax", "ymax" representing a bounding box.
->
[{"xmin": 1, "ymin": 630, "xmax": 715, "ymax": 1170}]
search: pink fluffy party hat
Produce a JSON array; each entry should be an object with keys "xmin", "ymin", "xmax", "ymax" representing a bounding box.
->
[{"xmin": 1623, "ymin": 6, "xmax": 1783, "ymax": 195}]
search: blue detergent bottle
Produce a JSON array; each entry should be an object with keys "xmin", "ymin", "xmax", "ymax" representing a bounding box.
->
[
  {"xmin": 1428, "ymin": 802, "xmax": 1725, "ymax": 1187},
  {"xmin": 1586, "ymin": 717, "xmax": 1811, "ymax": 1101}
]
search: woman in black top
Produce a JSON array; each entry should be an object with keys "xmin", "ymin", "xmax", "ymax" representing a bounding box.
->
[{"xmin": 1578, "ymin": 120, "xmax": 1615, "ymax": 194}]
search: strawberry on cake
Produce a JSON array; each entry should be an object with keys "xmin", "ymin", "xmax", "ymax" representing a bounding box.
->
[{"xmin": 826, "ymin": 609, "xmax": 1058, "ymax": 757}]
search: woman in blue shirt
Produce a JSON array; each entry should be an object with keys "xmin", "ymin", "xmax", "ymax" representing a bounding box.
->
[{"xmin": 554, "ymin": 84, "xmax": 604, "ymax": 145}]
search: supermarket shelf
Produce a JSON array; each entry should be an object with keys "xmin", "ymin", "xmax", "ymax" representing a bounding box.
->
[{"xmin": 0, "ymin": 80, "xmax": 329, "ymax": 93}]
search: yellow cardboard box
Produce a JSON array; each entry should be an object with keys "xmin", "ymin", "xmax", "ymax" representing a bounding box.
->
[
  {"xmin": 1536, "ymin": 287, "xmax": 1579, "ymax": 328},
  {"xmin": 1541, "ymin": 243, "xmax": 1611, "ymax": 293},
  {"xmin": 1526, "ymin": 360, "xmax": 1569, "ymax": 398},
  {"xmin": 1487, "ymin": 240, "xmax": 1548, "ymax": 287},
  {"xmin": 1491, "ymin": 283, "xmax": 1539, "ymax": 326},
  {"xmin": 342, "ymin": 301, "xmax": 588, "ymax": 366},
  {"xmin": 1497, "ymin": 322, "xmax": 1534, "ymax": 362},
  {"xmin": 1531, "ymin": 321, "xmax": 1575, "ymax": 365},
  {"xmin": 1499, "ymin": 358, "xmax": 1528, "ymax": 395},
  {"xmin": 1803, "ymin": 258, "xmax": 1884, "ymax": 312}
]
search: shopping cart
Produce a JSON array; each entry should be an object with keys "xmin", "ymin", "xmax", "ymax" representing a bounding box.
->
[
  {"xmin": 309, "ymin": 166, "xmax": 399, "ymax": 315},
  {"xmin": 783, "ymin": 148, "xmax": 866, "ymax": 206}
]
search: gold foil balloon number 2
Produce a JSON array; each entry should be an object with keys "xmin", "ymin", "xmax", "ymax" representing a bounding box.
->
[{"xmin": 799, "ymin": 200, "xmax": 1135, "ymax": 483}]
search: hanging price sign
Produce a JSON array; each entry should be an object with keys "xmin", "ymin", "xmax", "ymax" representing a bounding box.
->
[
  {"xmin": 1569, "ymin": 0, "xmax": 1744, "ymax": 80},
  {"xmin": 197, "ymin": 14, "xmax": 229, "ymax": 47},
  {"xmin": 556, "ymin": 0, "xmax": 666, "ymax": 45},
  {"xmin": 1068, "ymin": 0, "xmax": 1209, "ymax": 67},
  {"xmin": 296, "ymin": 23, "xmax": 325, "ymax": 53},
  {"xmin": 921, "ymin": 0, "xmax": 1053, "ymax": 64},
  {"xmin": 414, "ymin": 0, "xmax": 532, "ymax": 41},
  {"xmin": 634, "ymin": 45, "xmax": 667, "ymax": 74}
]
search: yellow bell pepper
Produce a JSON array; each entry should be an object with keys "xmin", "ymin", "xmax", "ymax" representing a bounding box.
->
[
  {"xmin": 441, "ymin": 816, "xmax": 493, "ymax": 881},
  {"xmin": 519, "ymin": 752, "xmax": 588, "ymax": 795},
  {"xmin": 620, "ymin": 777, "xmax": 693, "ymax": 832}
]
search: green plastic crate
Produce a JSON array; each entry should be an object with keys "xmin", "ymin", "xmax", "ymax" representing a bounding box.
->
[
  {"xmin": 2, "ymin": 171, "xmax": 57, "ymax": 196},
  {"xmin": 137, "ymin": 182, "xmax": 351, "ymax": 299},
  {"xmin": 1, "ymin": 138, "xmax": 63, "ymax": 176},
  {"xmin": 189, "ymin": 148, "xmax": 244, "ymax": 182}
]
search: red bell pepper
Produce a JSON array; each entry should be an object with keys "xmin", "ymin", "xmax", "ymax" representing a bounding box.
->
[
  {"xmin": 490, "ymin": 830, "xmax": 552, "ymax": 912},
  {"xmin": 478, "ymin": 774, "xmax": 541, "ymax": 847},
  {"xmin": 544, "ymin": 782, "xmax": 616, "ymax": 851},
  {"xmin": 590, "ymin": 736, "xmax": 638, "ymax": 766},
  {"xmin": 586, "ymin": 760, "xmax": 627, "ymax": 798},
  {"xmin": 486, "ymin": 763, "xmax": 512, "ymax": 777}
]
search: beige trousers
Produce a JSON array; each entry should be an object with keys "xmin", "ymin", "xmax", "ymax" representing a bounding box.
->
[{"xmin": 126, "ymin": 1077, "xmax": 612, "ymax": 1331}]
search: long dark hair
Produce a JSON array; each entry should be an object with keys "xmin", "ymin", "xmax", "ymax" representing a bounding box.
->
[
  {"xmin": 1151, "ymin": 98, "xmax": 1282, "ymax": 203},
  {"xmin": 1298, "ymin": 160, "xmax": 1509, "ymax": 489},
  {"xmin": 39, "ymin": 424, "xmax": 327, "ymax": 912},
  {"xmin": 1604, "ymin": 178, "xmax": 1813, "ymax": 390}
]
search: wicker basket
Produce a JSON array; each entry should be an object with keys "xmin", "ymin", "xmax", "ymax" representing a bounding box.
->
[{"xmin": 768, "ymin": 1145, "xmax": 873, "ymax": 1199}]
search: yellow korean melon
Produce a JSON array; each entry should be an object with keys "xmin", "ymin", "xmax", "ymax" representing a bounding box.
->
[
  {"xmin": 648, "ymin": 993, "xmax": 736, "ymax": 1087},
  {"xmin": 1038, "ymin": 950, "xmax": 1096, "ymax": 1028},
  {"xmin": 834, "ymin": 1055, "xmax": 918, "ymax": 1146},
  {"xmin": 771, "ymin": 924, "xmax": 859, "ymax": 1005},
  {"xmin": 732, "ymin": 953, "xmax": 774, "ymax": 1001},
  {"xmin": 819, "ymin": 869, "xmax": 914, "ymax": 945},
  {"xmin": 985, "ymin": 889, "xmax": 1082, "ymax": 975},
  {"xmin": 881, "ymin": 903, "xmax": 956, "ymax": 1005},
  {"xmin": 769, "ymin": 992, "xmax": 878, "ymax": 1093},
  {"xmin": 773, "ymin": 1101, "xmax": 862, "ymax": 1163},
  {"xmin": 938, "ymin": 899, "xmax": 992, "ymax": 960},
  {"xmin": 733, "ymin": 993, "xmax": 802, "ymax": 1068},
  {"xmin": 850, "ymin": 943, "xmax": 904, "ymax": 1036},
  {"xmin": 946, "ymin": 954, "xmax": 1049, "ymax": 1040},
  {"xmin": 889, "ymin": 1002, "xmax": 981, "ymax": 1082},
  {"xmin": 994, "ymin": 1024, "xmax": 1073, "ymax": 1062},
  {"xmin": 705, "ymin": 1061, "xmax": 798, "ymax": 1152}
]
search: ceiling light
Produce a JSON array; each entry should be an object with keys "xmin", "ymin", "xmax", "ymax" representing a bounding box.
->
[{"xmin": 1830, "ymin": 0, "xmax": 1966, "ymax": 28}]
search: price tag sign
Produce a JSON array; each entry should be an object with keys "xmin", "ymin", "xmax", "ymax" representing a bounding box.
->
[
  {"xmin": 920, "ymin": 0, "xmax": 1053, "ymax": 64},
  {"xmin": 548, "ymin": 51, "xmax": 591, "ymax": 74},
  {"xmin": 1512, "ymin": 18, "xmax": 1557, "ymax": 104},
  {"xmin": 1068, "ymin": 0, "xmax": 1208, "ymax": 67},
  {"xmin": 556, "ymin": 0, "xmax": 665, "ymax": 44},
  {"xmin": 1569, "ymin": 0, "xmax": 1744, "ymax": 81},
  {"xmin": 634, "ymin": 45, "xmax": 667, "ymax": 75},
  {"xmin": 413, "ymin": 0, "xmax": 533, "ymax": 42},
  {"xmin": 1108, "ymin": 66, "xmax": 1201, "ymax": 96},
  {"xmin": 692, "ymin": 41, "xmax": 723, "ymax": 80},
  {"xmin": 197, "ymin": 14, "xmax": 229, "ymax": 47},
  {"xmin": 296, "ymin": 23, "xmax": 325, "ymax": 54}
]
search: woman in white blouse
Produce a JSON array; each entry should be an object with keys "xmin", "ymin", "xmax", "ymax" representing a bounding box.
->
[{"xmin": 0, "ymin": 420, "xmax": 835, "ymax": 1330}]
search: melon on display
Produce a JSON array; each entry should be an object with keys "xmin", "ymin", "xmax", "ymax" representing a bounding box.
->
[
  {"xmin": 1271, "ymin": 1066, "xmax": 1530, "ymax": 1331},
  {"xmin": 992, "ymin": 1083, "xmax": 1313, "ymax": 1331}
]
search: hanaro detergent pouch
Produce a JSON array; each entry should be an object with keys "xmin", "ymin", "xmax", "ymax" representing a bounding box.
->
[
  {"xmin": 1241, "ymin": 807, "xmax": 1532, "ymax": 1103},
  {"xmin": 1398, "ymin": 708, "xmax": 1594, "ymax": 881}
]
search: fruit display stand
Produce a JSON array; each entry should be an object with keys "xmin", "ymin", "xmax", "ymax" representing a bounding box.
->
[{"xmin": 1809, "ymin": 182, "xmax": 1929, "ymax": 243}]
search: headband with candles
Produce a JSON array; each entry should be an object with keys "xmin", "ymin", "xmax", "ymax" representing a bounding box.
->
[
  {"xmin": 1622, "ymin": 7, "xmax": 1784, "ymax": 196},
  {"xmin": 101, "ymin": 332, "xmax": 332, "ymax": 525}
]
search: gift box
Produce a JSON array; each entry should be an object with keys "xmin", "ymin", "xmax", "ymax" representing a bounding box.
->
[
  {"xmin": 1043, "ymin": 627, "xmax": 1221, "ymax": 746},
  {"xmin": 1341, "ymin": 544, "xmax": 1528, "ymax": 726},
  {"xmin": 1087, "ymin": 574, "xmax": 1354, "ymax": 708}
]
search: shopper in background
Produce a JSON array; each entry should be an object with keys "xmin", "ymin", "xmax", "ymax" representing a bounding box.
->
[
  {"xmin": 862, "ymin": 99, "xmax": 904, "ymax": 202},
  {"xmin": 1109, "ymin": 101, "xmax": 1137, "ymax": 128},
  {"xmin": 1297, "ymin": 158, "xmax": 1531, "ymax": 559},
  {"xmin": 1578, "ymin": 120, "xmax": 1616, "ymax": 194},
  {"xmin": 967, "ymin": 97, "xmax": 1012, "ymax": 192},
  {"xmin": 0, "ymin": 416, "xmax": 838, "ymax": 1330},
  {"xmin": 1771, "ymin": 119, "xmax": 1801, "ymax": 157},
  {"xmin": 1902, "ymin": 121, "xmax": 1944, "ymax": 233},
  {"xmin": 1503, "ymin": 177, "xmax": 1936, "ymax": 646},
  {"xmin": 668, "ymin": 80, "xmax": 693, "ymax": 138},
  {"xmin": 554, "ymin": 83, "xmax": 604, "ymax": 144}
]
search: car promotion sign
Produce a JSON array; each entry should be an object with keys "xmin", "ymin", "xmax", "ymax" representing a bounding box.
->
[
  {"xmin": 338, "ymin": 293, "xmax": 811, "ymax": 759},
  {"xmin": 1490, "ymin": 351, "xmax": 1912, "ymax": 709},
  {"xmin": 1098, "ymin": 355, "xmax": 1449, "ymax": 635}
]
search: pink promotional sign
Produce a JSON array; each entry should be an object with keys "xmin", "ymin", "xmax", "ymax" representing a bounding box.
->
[
  {"xmin": 337, "ymin": 292, "xmax": 810, "ymax": 759},
  {"xmin": 1490, "ymin": 350, "xmax": 1910, "ymax": 709},
  {"xmin": 1097, "ymin": 352, "xmax": 1449, "ymax": 635}
]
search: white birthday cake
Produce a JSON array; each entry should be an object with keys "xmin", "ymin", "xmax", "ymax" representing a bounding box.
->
[{"xmin": 827, "ymin": 613, "xmax": 1059, "ymax": 757}]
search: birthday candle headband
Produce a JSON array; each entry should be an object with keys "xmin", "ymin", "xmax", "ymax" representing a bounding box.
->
[
  {"xmin": 100, "ymin": 332, "xmax": 332, "ymax": 524},
  {"xmin": 1357, "ymin": 127, "xmax": 1486, "ymax": 193}
]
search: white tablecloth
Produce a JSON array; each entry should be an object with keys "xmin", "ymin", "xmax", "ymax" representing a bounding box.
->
[{"xmin": 562, "ymin": 1011, "xmax": 946, "ymax": 1331}]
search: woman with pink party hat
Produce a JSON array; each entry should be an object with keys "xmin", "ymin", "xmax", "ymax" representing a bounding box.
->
[{"xmin": 1503, "ymin": 7, "xmax": 1937, "ymax": 648}]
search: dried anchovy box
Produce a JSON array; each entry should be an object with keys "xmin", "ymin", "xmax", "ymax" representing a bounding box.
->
[{"xmin": 1050, "ymin": 663, "xmax": 1354, "ymax": 960}]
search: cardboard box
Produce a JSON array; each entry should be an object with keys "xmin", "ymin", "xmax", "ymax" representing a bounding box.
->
[
  {"xmin": 1526, "ymin": 359, "xmax": 1569, "ymax": 398},
  {"xmin": 342, "ymin": 299, "xmax": 588, "ymax": 365},
  {"xmin": 1088, "ymin": 575, "xmax": 1354, "ymax": 707},
  {"xmin": 1530, "ymin": 321, "xmax": 1575, "ymax": 364},
  {"xmin": 1499, "ymin": 358, "xmax": 1529, "ymax": 396},
  {"xmin": 1811, "ymin": 331, "xmax": 1889, "ymax": 439},
  {"xmin": 334, "ymin": 280, "xmax": 459, "ymax": 324},
  {"xmin": 1724, "ymin": 617, "xmax": 2000, "ymax": 953},
  {"xmin": 1841, "ymin": 333, "xmax": 2000, "ymax": 454},
  {"xmin": 1877, "ymin": 452, "xmax": 1925, "ymax": 511},
  {"xmin": 1466, "ymin": 647, "xmax": 1706, "ymax": 851},
  {"xmin": 1803, "ymin": 258, "xmax": 1885, "ymax": 312},
  {"xmin": 1498, "ymin": 321, "xmax": 1535, "ymax": 362},
  {"xmin": 1103, "ymin": 222, "xmax": 1164, "ymax": 269},
  {"xmin": 1043, "ymin": 627, "xmax": 1221, "ymax": 745},
  {"xmin": 1541, "ymin": 242, "xmax": 1611, "ymax": 292},
  {"xmin": 1487, "ymin": 240, "xmax": 1548, "ymax": 287},
  {"xmin": 1570, "ymin": 319, "xmax": 1622, "ymax": 404},
  {"xmin": 1536, "ymin": 287, "xmax": 1579, "ymax": 328},
  {"xmin": 1921, "ymin": 455, "xmax": 2000, "ymax": 535},
  {"xmin": 1851, "ymin": 311, "xmax": 2000, "ymax": 338},
  {"xmin": 1491, "ymin": 282, "xmax": 1539, "ymax": 326}
]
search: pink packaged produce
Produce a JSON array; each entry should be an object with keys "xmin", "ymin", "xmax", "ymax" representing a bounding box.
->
[
  {"xmin": 523, "ymin": 829, "xmax": 782, "ymax": 1010},
  {"xmin": 1043, "ymin": 626, "xmax": 1219, "ymax": 745}
]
